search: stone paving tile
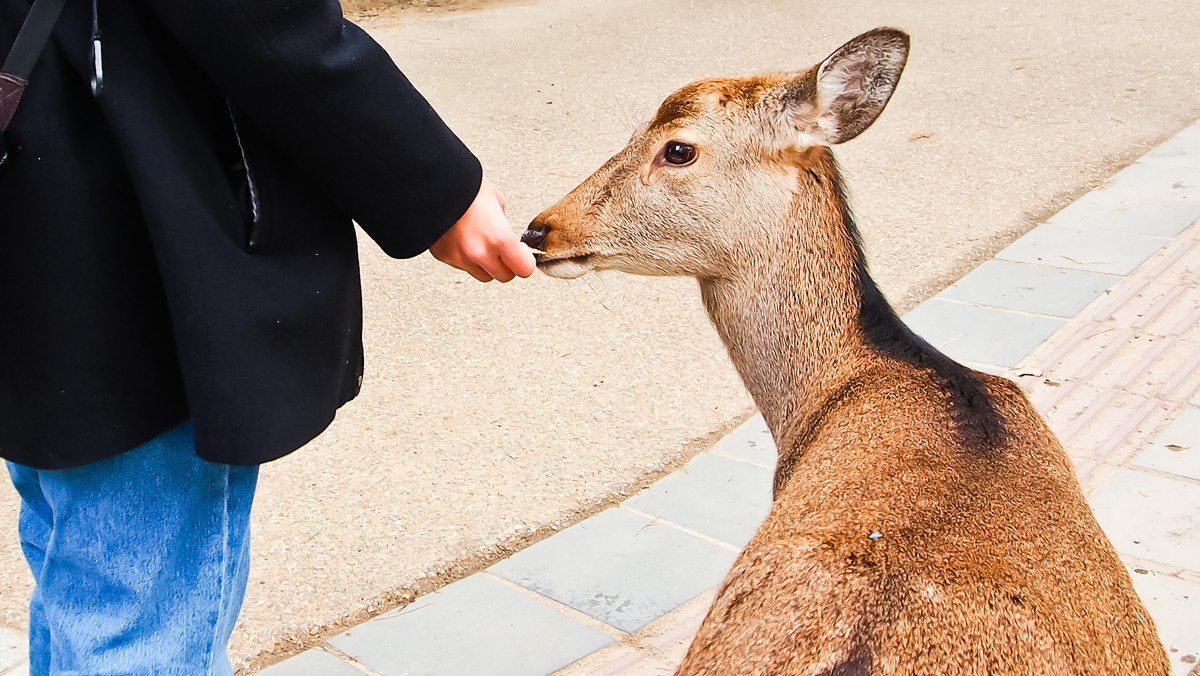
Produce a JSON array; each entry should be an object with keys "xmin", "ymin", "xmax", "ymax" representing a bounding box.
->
[
  {"xmin": 622, "ymin": 453, "xmax": 772, "ymax": 549},
  {"xmin": 490, "ymin": 508, "xmax": 738, "ymax": 634},
  {"xmin": 554, "ymin": 644, "xmax": 646, "ymax": 676},
  {"xmin": 1026, "ymin": 383, "xmax": 1165, "ymax": 475},
  {"xmin": 901, "ymin": 298, "xmax": 1064, "ymax": 368},
  {"xmin": 957, "ymin": 360, "xmax": 1010, "ymax": 377},
  {"xmin": 1126, "ymin": 568, "xmax": 1200, "ymax": 676},
  {"xmin": 1058, "ymin": 392, "xmax": 1173, "ymax": 470},
  {"xmin": 600, "ymin": 657, "xmax": 675, "ymax": 675},
  {"xmin": 1078, "ymin": 334, "xmax": 1195, "ymax": 400},
  {"xmin": 1090, "ymin": 469, "xmax": 1200, "ymax": 572},
  {"xmin": 1049, "ymin": 193, "xmax": 1200, "ymax": 238},
  {"xmin": 1104, "ymin": 281, "xmax": 1200, "ymax": 332},
  {"xmin": 1018, "ymin": 377, "xmax": 1099, "ymax": 424},
  {"xmin": 0, "ymin": 628, "xmax": 22, "ymax": 672},
  {"xmin": 1108, "ymin": 161, "xmax": 1200, "ymax": 201},
  {"xmin": 581, "ymin": 653, "xmax": 676, "ymax": 676},
  {"xmin": 1048, "ymin": 159, "xmax": 1200, "ymax": 238},
  {"xmin": 329, "ymin": 573, "xmax": 613, "ymax": 676},
  {"xmin": 554, "ymin": 590, "xmax": 714, "ymax": 676},
  {"xmin": 1139, "ymin": 233, "xmax": 1200, "ymax": 289},
  {"xmin": 1018, "ymin": 328, "xmax": 1200, "ymax": 410},
  {"xmin": 995, "ymin": 223, "xmax": 1169, "ymax": 275},
  {"xmin": 1132, "ymin": 407, "xmax": 1200, "ymax": 482},
  {"xmin": 1139, "ymin": 122, "xmax": 1200, "ymax": 167},
  {"xmin": 937, "ymin": 259, "xmax": 1118, "ymax": 318},
  {"xmin": 255, "ymin": 649, "xmax": 363, "ymax": 676},
  {"xmin": 641, "ymin": 605, "xmax": 707, "ymax": 667},
  {"xmin": 1143, "ymin": 287, "xmax": 1200, "ymax": 338},
  {"xmin": 1031, "ymin": 325, "xmax": 1139, "ymax": 387},
  {"xmin": 708, "ymin": 414, "xmax": 775, "ymax": 470}
]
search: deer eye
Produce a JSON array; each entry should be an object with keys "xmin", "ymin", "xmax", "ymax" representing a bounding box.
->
[{"xmin": 661, "ymin": 140, "xmax": 698, "ymax": 167}]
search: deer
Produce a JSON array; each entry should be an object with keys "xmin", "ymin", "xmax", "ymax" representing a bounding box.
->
[{"xmin": 521, "ymin": 27, "xmax": 1168, "ymax": 676}]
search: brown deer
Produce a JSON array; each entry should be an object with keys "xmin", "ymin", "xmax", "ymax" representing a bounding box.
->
[{"xmin": 522, "ymin": 27, "xmax": 1168, "ymax": 676}]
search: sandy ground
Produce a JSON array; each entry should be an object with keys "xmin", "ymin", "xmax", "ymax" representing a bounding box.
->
[
  {"xmin": 1, "ymin": 0, "xmax": 1199, "ymax": 670},
  {"xmin": 341, "ymin": 0, "xmax": 539, "ymax": 18}
]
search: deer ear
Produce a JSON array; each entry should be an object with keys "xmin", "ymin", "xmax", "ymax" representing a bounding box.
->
[{"xmin": 792, "ymin": 28, "xmax": 910, "ymax": 146}]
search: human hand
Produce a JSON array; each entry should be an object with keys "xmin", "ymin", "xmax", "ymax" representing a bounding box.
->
[{"xmin": 429, "ymin": 177, "xmax": 536, "ymax": 282}]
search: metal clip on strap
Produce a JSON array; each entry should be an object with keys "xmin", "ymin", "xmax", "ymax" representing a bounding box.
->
[{"xmin": 90, "ymin": 0, "xmax": 103, "ymax": 95}]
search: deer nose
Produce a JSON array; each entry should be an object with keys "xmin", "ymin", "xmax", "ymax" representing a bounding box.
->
[{"xmin": 521, "ymin": 224, "xmax": 549, "ymax": 251}]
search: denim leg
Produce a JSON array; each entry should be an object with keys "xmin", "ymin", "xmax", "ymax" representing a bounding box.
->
[
  {"xmin": 7, "ymin": 462, "xmax": 52, "ymax": 676},
  {"xmin": 5, "ymin": 422, "xmax": 259, "ymax": 676}
]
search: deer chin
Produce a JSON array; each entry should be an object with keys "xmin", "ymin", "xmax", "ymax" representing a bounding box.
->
[{"xmin": 537, "ymin": 255, "xmax": 595, "ymax": 279}]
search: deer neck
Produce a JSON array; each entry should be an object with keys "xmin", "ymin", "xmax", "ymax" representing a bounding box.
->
[{"xmin": 698, "ymin": 166, "xmax": 871, "ymax": 443}]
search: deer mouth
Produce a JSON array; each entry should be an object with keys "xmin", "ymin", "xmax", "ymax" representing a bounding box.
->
[{"xmin": 536, "ymin": 254, "xmax": 595, "ymax": 279}]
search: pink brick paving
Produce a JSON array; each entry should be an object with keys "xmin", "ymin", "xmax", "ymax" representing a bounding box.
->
[{"xmin": 1018, "ymin": 219, "xmax": 1200, "ymax": 495}]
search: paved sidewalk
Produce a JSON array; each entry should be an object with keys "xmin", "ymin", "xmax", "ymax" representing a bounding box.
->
[{"xmin": 244, "ymin": 123, "xmax": 1200, "ymax": 674}]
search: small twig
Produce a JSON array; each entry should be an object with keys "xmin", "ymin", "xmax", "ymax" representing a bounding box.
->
[
  {"xmin": 375, "ymin": 600, "xmax": 437, "ymax": 622},
  {"xmin": 302, "ymin": 523, "xmax": 327, "ymax": 544},
  {"xmin": 392, "ymin": 600, "xmax": 436, "ymax": 618},
  {"xmin": 635, "ymin": 515, "xmax": 661, "ymax": 537},
  {"xmin": 1087, "ymin": 327, "xmax": 1119, "ymax": 339},
  {"xmin": 1060, "ymin": 255, "xmax": 1112, "ymax": 266}
]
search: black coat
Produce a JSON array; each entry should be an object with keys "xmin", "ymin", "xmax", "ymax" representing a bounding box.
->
[{"xmin": 0, "ymin": 0, "xmax": 482, "ymax": 469}]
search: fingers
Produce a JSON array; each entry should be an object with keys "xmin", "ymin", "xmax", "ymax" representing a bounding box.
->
[
  {"xmin": 432, "ymin": 240, "xmax": 524, "ymax": 283},
  {"xmin": 472, "ymin": 249, "xmax": 513, "ymax": 283},
  {"xmin": 463, "ymin": 263, "xmax": 495, "ymax": 283},
  {"xmin": 473, "ymin": 242, "xmax": 533, "ymax": 283},
  {"xmin": 430, "ymin": 245, "xmax": 497, "ymax": 282},
  {"xmin": 496, "ymin": 239, "xmax": 536, "ymax": 279},
  {"xmin": 429, "ymin": 176, "xmax": 537, "ymax": 283}
]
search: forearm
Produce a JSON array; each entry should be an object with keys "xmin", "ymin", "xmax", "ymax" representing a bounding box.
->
[{"xmin": 137, "ymin": 0, "xmax": 481, "ymax": 256}]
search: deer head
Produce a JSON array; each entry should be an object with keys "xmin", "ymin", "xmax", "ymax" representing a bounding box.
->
[{"xmin": 523, "ymin": 28, "xmax": 910, "ymax": 282}]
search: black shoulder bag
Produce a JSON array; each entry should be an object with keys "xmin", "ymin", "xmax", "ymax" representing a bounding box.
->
[{"xmin": 1, "ymin": 0, "xmax": 70, "ymax": 167}]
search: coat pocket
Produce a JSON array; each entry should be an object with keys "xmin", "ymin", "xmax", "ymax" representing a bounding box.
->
[{"xmin": 227, "ymin": 104, "xmax": 266, "ymax": 253}]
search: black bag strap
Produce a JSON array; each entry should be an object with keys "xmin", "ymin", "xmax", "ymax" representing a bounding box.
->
[
  {"xmin": 4, "ymin": 0, "xmax": 69, "ymax": 79},
  {"xmin": 1, "ymin": 0, "xmax": 68, "ymax": 160}
]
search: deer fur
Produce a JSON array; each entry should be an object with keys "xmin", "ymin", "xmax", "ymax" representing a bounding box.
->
[{"xmin": 522, "ymin": 27, "xmax": 1168, "ymax": 676}]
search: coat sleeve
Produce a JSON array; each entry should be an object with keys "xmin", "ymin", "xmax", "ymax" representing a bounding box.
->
[{"xmin": 135, "ymin": 0, "xmax": 482, "ymax": 258}]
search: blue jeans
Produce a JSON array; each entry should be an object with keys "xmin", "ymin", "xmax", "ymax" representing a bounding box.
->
[{"xmin": 6, "ymin": 422, "xmax": 259, "ymax": 675}]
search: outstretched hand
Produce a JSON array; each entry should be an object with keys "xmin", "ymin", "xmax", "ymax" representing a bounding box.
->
[{"xmin": 429, "ymin": 177, "xmax": 536, "ymax": 283}]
